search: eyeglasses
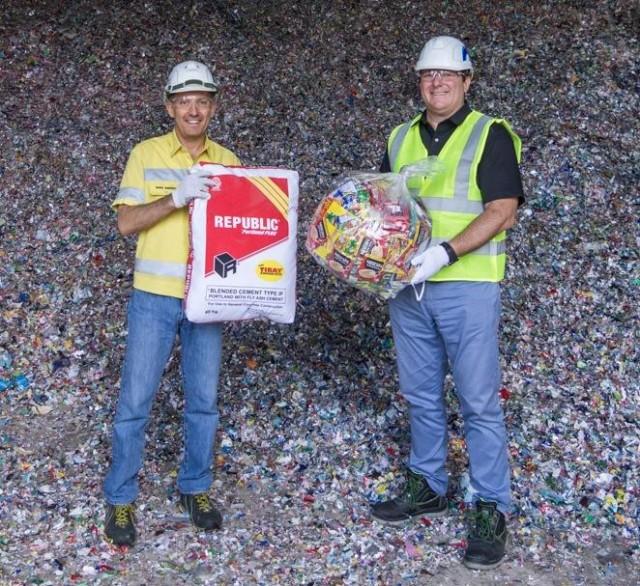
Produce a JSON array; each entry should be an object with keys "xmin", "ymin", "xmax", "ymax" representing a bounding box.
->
[
  {"xmin": 171, "ymin": 96, "xmax": 215, "ymax": 110},
  {"xmin": 418, "ymin": 70, "xmax": 465, "ymax": 83}
]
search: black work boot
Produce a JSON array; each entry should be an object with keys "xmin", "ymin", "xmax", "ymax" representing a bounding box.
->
[
  {"xmin": 179, "ymin": 492, "xmax": 222, "ymax": 531},
  {"xmin": 370, "ymin": 469, "xmax": 447, "ymax": 525},
  {"xmin": 104, "ymin": 503, "xmax": 136, "ymax": 547},
  {"xmin": 463, "ymin": 500, "xmax": 508, "ymax": 569}
]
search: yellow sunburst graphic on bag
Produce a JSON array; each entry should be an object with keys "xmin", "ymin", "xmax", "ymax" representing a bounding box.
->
[{"xmin": 256, "ymin": 260, "xmax": 285, "ymax": 282}]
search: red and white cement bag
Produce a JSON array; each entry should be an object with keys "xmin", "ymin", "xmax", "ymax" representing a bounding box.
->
[{"xmin": 184, "ymin": 164, "xmax": 299, "ymax": 323}]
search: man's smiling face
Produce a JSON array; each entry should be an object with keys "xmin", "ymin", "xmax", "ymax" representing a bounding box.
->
[{"xmin": 165, "ymin": 91, "xmax": 217, "ymax": 144}]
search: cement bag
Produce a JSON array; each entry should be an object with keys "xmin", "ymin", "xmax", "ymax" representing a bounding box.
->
[{"xmin": 185, "ymin": 164, "xmax": 299, "ymax": 323}]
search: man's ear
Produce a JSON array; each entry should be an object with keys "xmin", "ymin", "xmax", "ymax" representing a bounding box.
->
[
  {"xmin": 165, "ymin": 98, "xmax": 176, "ymax": 119},
  {"xmin": 211, "ymin": 90, "xmax": 223, "ymax": 115},
  {"xmin": 463, "ymin": 74, "xmax": 473, "ymax": 94}
]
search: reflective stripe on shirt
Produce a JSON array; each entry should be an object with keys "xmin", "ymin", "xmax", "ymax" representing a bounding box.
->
[
  {"xmin": 117, "ymin": 187, "xmax": 145, "ymax": 203},
  {"xmin": 135, "ymin": 258, "xmax": 186, "ymax": 279},
  {"xmin": 144, "ymin": 168, "xmax": 190, "ymax": 182}
]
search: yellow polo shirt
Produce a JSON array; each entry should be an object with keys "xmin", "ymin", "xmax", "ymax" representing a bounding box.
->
[{"xmin": 112, "ymin": 130, "xmax": 241, "ymax": 298}]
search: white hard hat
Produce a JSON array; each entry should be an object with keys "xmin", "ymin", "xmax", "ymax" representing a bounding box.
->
[
  {"xmin": 415, "ymin": 36, "xmax": 473, "ymax": 72},
  {"xmin": 165, "ymin": 61, "xmax": 218, "ymax": 96}
]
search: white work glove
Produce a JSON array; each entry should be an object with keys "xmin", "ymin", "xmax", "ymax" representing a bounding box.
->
[
  {"xmin": 171, "ymin": 166, "xmax": 217, "ymax": 208},
  {"xmin": 410, "ymin": 244, "xmax": 450, "ymax": 285}
]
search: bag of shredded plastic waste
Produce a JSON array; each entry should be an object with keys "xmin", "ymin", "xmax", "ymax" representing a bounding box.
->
[
  {"xmin": 185, "ymin": 164, "xmax": 299, "ymax": 323},
  {"xmin": 305, "ymin": 157, "xmax": 442, "ymax": 299}
]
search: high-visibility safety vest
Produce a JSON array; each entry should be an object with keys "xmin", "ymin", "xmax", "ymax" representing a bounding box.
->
[
  {"xmin": 113, "ymin": 131, "xmax": 241, "ymax": 298},
  {"xmin": 388, "ymin": 110, "xmax": 521, "ymax": 282}
]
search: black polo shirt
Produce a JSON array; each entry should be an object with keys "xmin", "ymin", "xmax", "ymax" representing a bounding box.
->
[{"xmin": 380, "ymin": 104, "xmax": 524, "ymax": 205}]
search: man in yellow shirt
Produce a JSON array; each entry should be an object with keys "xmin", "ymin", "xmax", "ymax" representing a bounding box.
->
[{"xmin": 103, "ymin": 61, "xmax": 241, "ymax": 547}]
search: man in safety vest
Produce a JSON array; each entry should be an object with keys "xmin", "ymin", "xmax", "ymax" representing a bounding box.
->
[
  {"xmin": 103, "ymin": 61, "xmax": 241, "ymax": 546},
  {"xmin": 370, "ymin": 36, "xmax": 524, "ymax": 570}
]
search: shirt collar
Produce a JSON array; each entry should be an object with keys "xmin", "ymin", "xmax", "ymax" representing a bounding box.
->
[
  {"xmin": 419, "ymin": 102, "xmax": 472, "ymax": 129},
  {"xmin": 202, "ymin": 136, "xmax": 218, "ymax": 160},
  {"xmin": 169, "ymin": 130, "xmax": 184, "ymax": 156},
  {"xmin": 449, "ymin": 102, "xmax": 472, "ymax": 126},
  {"xmin": 168, "ymin": 130, "xmax": 215, "ymax": 159}
]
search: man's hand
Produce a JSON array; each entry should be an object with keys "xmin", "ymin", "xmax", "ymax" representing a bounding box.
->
[
  {"xmin": 410, "ymin": 244, "xmax": 449, "ymax": 285},
  {"xmin": 171, "ymin": 165, "xmax": 218, "ymax": 208}
]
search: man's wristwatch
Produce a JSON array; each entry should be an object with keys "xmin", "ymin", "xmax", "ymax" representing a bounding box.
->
[{"xmin": 440, "ymin": 242, "xmax": 458, "ymax": 265}]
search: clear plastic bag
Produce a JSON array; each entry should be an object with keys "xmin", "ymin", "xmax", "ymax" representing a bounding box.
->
[{"xmin": 306, "ymin": 157, "xmax": 443, "ymax": 299}]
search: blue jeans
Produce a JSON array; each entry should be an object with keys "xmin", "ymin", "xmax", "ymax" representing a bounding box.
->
[
  {"xmin": 389, "ymin": 281, "xmax": 511, "ymax": 513},
  {"xmin": 104, "ymin": 289, "xmax": 223, "ymax": 504}
]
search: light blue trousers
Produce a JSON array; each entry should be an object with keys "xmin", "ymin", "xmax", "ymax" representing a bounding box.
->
[
  {"xmin": 104, "ymin": 289, "xmax": 223, "ymax": 504},
  {"xmin": 388, "ymin": 281, "xmax": 511, "ymax": 513}
]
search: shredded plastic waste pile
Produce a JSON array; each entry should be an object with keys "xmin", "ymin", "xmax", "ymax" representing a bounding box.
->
[{"xmin": 0, "ymin": 1, "xmax": 638, "ymax": 584}]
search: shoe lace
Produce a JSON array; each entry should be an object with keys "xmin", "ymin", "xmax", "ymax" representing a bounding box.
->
[
  {"xmin": 114, "ymin": 505, "xmax": 133, "ymax": 528},
  {"xmin": 469, "ymin": 509, "xmax": 496, "ymax": 541},
  {"xmin": 402, "ymin": 472, "xmax": 424, "ymax": 505},
  {"xmin": 194, "ymin": 494, "xmax": 212, "ymax": 513}
]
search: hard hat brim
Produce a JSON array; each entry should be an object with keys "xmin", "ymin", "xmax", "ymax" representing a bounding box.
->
[
  {"xmin": 165, "ymin": 79, "xmax": 218, "ymax": 96},
  {"xmin": 414, "ymin": 62, "xmax": 473, "ymax": 72}
]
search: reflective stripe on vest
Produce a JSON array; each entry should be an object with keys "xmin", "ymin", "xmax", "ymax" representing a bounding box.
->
[
  {"xmin": 389, "ymin": 120, "xmax": 413, "ymax": 170},
  {"xmin": 135, "ymin": 258, "xmax": 186, "ymax": 279},
  {"xmin": 454, "ymin": 114, "xmax": 492, "ymax": 203}
]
